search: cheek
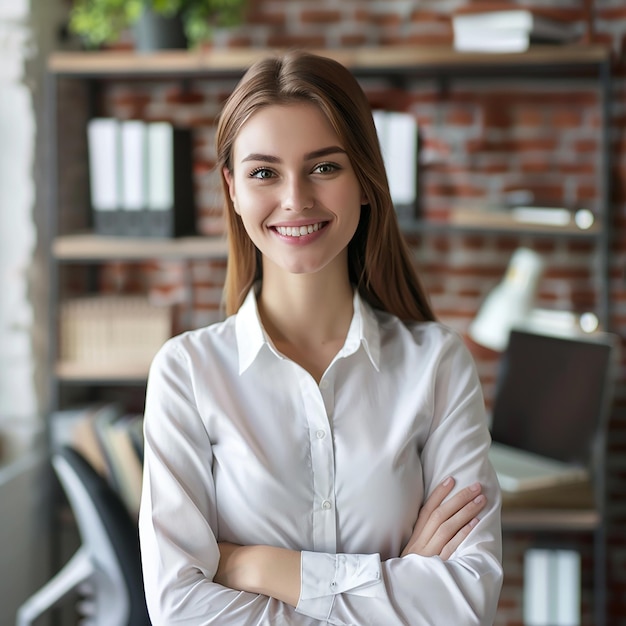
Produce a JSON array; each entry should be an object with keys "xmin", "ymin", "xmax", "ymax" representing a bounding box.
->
[{"xmin": 236, "ymin": 188, "xmax": 272, "ymax": 229}]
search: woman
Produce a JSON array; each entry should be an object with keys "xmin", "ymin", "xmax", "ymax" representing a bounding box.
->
[{"xmin": 139, "ymin": 50, "xmax": 503, "ymax": 625}]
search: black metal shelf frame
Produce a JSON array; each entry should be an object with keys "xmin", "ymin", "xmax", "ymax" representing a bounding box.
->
[{"xmin": 45, "ymin": 47, "xmax": 613, "ymax": 626}]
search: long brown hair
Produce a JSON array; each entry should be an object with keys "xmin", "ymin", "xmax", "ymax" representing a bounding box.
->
[{"xmin": 215, "ymin": 50, "xmax": 435, "ymax": 323}]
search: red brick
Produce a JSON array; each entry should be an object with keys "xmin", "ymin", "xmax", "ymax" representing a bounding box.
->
[
  {"xmin": 597, "ymin": 7, "xmax": 626, "ymax": 19},
  {"xmin": 408, "ymin": 10, "xmax": 450, "ymax": 25},
  {"xmin": 551, "ymin": 109, "xmax": 584, "ymax": 128},
  {"xmin": 266, "ymin": 34, "xmax": 325, "ymax": 48},
  {"xmin": 514, "ymin": 107, "xmax": 546, "ymax": 127},
  {"xmin": 245, "ymin": 8, "xmax": 286, "ymax": 27},
  {"xmin": 164, "ymin": 89, "xmax": 205, "ymax": 105},
  {"xmin": 573, "ymin": 139, "xmax": 599, "ymax": 153},
  {"xmin": 446, "ymin": 107, "xmax": 474, "ymax": 126},
  {"xmin": 300, "ymin": 10, "xmax": 342, "ymax": 25},
  {"xmin": 340, "ymin": 34, "xmax": 368, "ymax": 47},
  {"xmin": 370, "ymin": 12, "xmax": 402, "ymax": 27}
]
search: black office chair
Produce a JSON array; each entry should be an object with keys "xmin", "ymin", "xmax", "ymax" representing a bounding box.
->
[{"xmin": 16, "ymin": 446, "xmax": 150, "ymax": 626}]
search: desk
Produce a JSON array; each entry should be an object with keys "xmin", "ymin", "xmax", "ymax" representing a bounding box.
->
[
  {"xmin": 500, "ymin": 480, "xmax": 603, "ymax": 625},
  {"xmin": 502, "ymin": 480, "xmax": 597, "ymax": 527}
]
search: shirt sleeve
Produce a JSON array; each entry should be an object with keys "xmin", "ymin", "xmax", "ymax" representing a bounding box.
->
[
  {"xmin": 295, "ymin": 332, "xmax": 503, "ymax": 626},
  {"xmin": 139, "ymin": 341, "xmax": 307, "ymax": 625}
]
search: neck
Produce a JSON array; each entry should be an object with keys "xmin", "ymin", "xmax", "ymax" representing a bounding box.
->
[
  {"xmin": 256, "ymin": 261, "xmax": 354, "ymax": 381},
  {"xmin": 259, "ymin": 271, "xmax": 353, "ymax": 345}
]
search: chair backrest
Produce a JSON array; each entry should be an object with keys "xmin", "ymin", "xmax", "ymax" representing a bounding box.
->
[{"xmin": 54, "ymin": 446, "xmax": 150, "ymax": 626}]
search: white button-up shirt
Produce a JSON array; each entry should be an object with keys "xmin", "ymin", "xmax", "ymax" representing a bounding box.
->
[{"xmin": 139, "ymin": 289, "xmax": 503, "ymax": 625}]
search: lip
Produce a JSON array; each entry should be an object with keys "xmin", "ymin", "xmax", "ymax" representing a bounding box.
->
[{"xmin": 269, "ymin": 219, "xmax": 329, "ymax": 229}]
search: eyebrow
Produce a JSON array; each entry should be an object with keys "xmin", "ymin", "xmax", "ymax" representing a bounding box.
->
[{"xmin": 241, "ymin": 145, "xmax": 347, "ymax": 163}]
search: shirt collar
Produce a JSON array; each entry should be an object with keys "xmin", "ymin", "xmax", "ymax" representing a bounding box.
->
[{"xmin": 235, "ymin": 287, "xmax": 381, "ymax": 375}]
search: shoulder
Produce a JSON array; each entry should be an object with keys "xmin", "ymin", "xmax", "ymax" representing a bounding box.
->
[
  {"xmin": 150, "ymin": 314, "xmax": 237, "ymax": 374},
  {"xmin": 377, "ymin": 309, "xmax": 467, "ymax": 352},
  {"xmin": 376, "ymin": 310, "xmax": 477, "ymax": 373}
]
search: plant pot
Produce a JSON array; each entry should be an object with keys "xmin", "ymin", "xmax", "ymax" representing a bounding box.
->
[{"xmin": 133, "ymin": 8, "xmax": 188, "ymax": 52}]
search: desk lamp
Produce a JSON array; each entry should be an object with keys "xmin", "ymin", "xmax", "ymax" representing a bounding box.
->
[
  {"xmin": 469, "ymin": 248, "xmax": 601, "ymax": 352},
  {"xmin": 469, "ymin": 247, "xmax": 544, "ymax": 352}
]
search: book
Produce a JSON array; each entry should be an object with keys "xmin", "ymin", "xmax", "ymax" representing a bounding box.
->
[
  {"xmin": 86, "ymin": 118, "xmax": 195, "ymax": 237},
  {"xmin": 147, "ymin": 122, "xmax": 174, "ymax": 212},
  {"xmin": 67, "ymin": 404, "xmax": 118, "ymax": 479},
  {"xmin": 524, "ymin": 549, "xmax": 581, "ymax": 625},
  {"xmin": 453, "ymin": 28, "xmax": 569, "ymax": 53},
  {"xmin": 373, "ymin": 110, "xmax": 419, "ymax": 219},
  {"xmin": 50, "ymin": 403, "xmax": 145, "ymax": 518},
  {"xmin": 99, "ymin": 413, "xmax": 144, "ymax": 519},
  {"xmin": 145, "ymin": 122, "xmax": 196, "ymax": 237},
  {"xmin": 59, "ymin": 295, "xmax": 172, "ymax": 371},
  {"xmin": 452, "ymin": 4, "xmax": 580, "ymax": 52},
  {"xmin": 87, "ymin": 118, "xmax": 121, "ymax": 235},
  {"xmin": 119, "ymin": 120, "xmax": 148, "ymax": 236}
]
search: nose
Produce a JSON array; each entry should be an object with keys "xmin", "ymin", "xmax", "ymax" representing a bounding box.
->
[{"xmin": 281, "ymin": 175, "xmax": 314, "ymax": 212}]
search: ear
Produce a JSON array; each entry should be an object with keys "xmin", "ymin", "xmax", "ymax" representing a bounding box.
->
[
  {"xmin": 223, "ymin": 166, "xmax": 239, "ymax": 213},
  {"xmin": 361, "ymin": 191, "xmax": 369, "ymax": 206}
]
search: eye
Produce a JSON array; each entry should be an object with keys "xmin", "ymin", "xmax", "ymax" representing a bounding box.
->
[
  {"xmin": 313, "ymin": 162, "xmax": 340, "ymax": 175},
  {"xmin": 249, "ymin": 167, "xmax": 275, "ymax": 180}
]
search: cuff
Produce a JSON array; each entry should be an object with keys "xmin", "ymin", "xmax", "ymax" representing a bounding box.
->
[{"xmin": 296, "ymin": 552, "xmax": 385, "ymax": 622}]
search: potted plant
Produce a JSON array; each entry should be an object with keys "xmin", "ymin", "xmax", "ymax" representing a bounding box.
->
[{"xmin": 69, "ymin": 0, "xmax": 248, "ymax": 50}]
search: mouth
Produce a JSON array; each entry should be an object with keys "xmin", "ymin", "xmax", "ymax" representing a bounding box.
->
[{"xmin": 273, "ymin": 222, "xmax": 328, "ymax": 237}]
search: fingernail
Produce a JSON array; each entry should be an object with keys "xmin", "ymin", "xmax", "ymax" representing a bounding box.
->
[
  {"xmin": 443, "ymin": 476, "xmax": 453, "ymax": 487},
  {"xmin": 470, "ymin": 482, "xmax": 481, "ymax": 492},
  {"xmin": 474, "ymin": 495, "xmax": 485, "ymax": 505},
  {"xmin": 469, "ymin": 517, "xmax": 479, "ymax": 528}
]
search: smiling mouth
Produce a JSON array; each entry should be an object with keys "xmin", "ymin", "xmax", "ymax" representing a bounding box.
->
[{"xmin": 274, "ymin": 222, "xmax": 327, "ymax": 237}]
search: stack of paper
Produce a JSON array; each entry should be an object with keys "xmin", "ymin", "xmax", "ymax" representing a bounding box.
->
[{"xmin": 452, "ymin": 4, "xmax": 580, "ymax": 53}]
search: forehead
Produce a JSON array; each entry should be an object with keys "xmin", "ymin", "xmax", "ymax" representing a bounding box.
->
[{"xmin": 233, "ymin": 102, "xmax": 341, "ymax": 157}]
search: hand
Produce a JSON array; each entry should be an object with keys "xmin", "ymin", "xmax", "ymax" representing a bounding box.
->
[{"xmin": 400, "ymin": 477, "xmax": 486, "ymax": 561}]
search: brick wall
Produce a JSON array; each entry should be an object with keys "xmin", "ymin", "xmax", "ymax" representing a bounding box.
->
[{"xmin": 59, "ymin": 1, "xmax": 626, "ymax": 623}]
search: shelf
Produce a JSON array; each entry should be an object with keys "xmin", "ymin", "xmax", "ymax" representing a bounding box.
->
[
  {"xmin": 48, "ymin": 44, "xmax": 611, "ymax": 79},
  {"xmin": 501, "ymin": 508, "xmax": 600, "ymax": 532},
  {"xmin": 56, "ymin": 361, "xmax": 150, "ymax": 383},
  {"xmin": 398, "ymin": 217, "xmax": 602, "ymax": 239},
  {"xmin": 53, "ymin": 234, "xmax": 228, "ymax": 261}
]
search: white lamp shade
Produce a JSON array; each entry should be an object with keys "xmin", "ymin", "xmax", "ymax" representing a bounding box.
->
[{"xmin": 469, "ymin": 248, "xmax": 544, "ymax": 351}]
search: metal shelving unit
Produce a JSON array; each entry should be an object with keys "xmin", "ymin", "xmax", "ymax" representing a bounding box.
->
[{"xmin": 46, "ymin": 44, "xmax": 613, "ymax": 625}]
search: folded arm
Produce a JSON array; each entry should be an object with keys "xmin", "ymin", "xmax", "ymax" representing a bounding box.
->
[{"xmin": 215, "ymin": 478, "xmax": 491, "ymax": 623}]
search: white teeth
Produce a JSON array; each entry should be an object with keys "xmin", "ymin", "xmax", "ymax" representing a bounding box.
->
[{"xmin": 276, "ymin": 223, "xmax": 322, "ymax": 237}]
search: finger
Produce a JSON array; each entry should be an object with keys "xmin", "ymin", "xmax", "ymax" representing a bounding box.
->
[
  {"xmin": 422, "ymin": 482, "xmax": 482, "ymax": 534},
  {"xmin": 401, "ymin": 493, "xmax": 486, "ymax": 558},
  {"xmin": 437, "ymin": 482, "xmax": 483, "ymax": 519},
  {"xmin": 439, "ymin": 517, "xmax": 480, "ymax": 561},
  {"xmin": 416, "ymin": 482, "xmax": 482, "ymax": 544},
  {"xmin": 423, "ymin": 493, "xmax": 487, "ymax": 555},
  {"xmin": 412, "ymin": 476, "xmax": 456, "ymax": 536}
]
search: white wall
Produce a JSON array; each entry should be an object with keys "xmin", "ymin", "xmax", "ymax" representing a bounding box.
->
[
  {"xmin": 0, "ymin": 0, "xmax": 66, "ymax": 621},
  {"xmin": 0, "ymin": 0, "xmax": 38, "ymax": 433}
]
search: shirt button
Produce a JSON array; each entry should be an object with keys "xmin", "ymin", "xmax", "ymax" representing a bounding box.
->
[
  {"xmin": 319, "ymin": 379, "xmax": 329, "ymax": 390},
  {"xmin": 316, "ymin": 430, "xmax": 326, "ymax": 439},
  {"xmin": 322, "ymin": 500, "xmax": 332, "ymax": 510}
]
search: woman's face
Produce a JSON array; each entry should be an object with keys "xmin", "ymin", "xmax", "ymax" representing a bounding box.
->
[{"xmin": 223, "ymin": 102, "xmax": 365, "ymax": 278}]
